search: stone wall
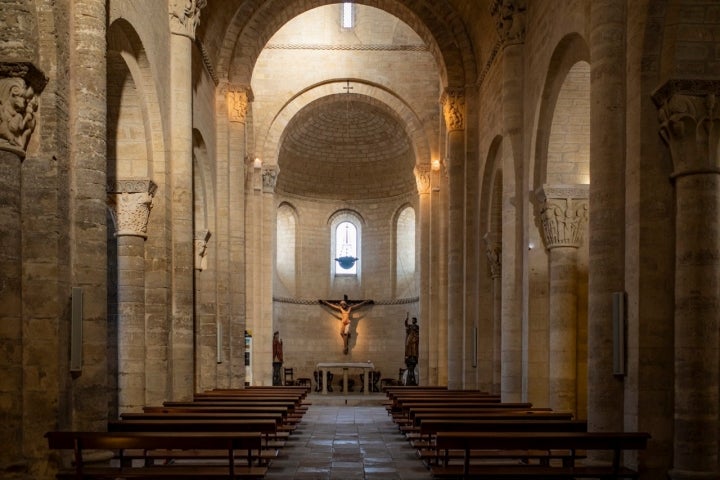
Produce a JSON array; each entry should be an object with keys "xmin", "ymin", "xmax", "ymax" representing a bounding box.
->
[{"xmin": 272, "ymin": 192, "xmax": 419, "ymax": 386}]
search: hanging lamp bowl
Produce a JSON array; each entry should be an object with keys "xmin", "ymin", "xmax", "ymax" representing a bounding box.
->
[{"xmin": 335, "ymin": 256, "xmax": 358, "ymax": 269}]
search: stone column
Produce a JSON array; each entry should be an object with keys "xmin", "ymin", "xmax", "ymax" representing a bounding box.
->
[
  {"xmin": 483, "ymin": 233, "xmax": 502, "ymax": 395},
  {"xmin": 169, "ymin": 0, "xmax": 206, "ymax": 400},
  {"xmin": 262, "ymin": 166, "xmax": 278, "ymax": 385},
  {"xmin": 491, "ymin": 0, "xmax": 527, "ymax": 402},
  {"xmin": 537, "ymin": 185, "xmax": 588, "ymax": 415},
  {"xmin": 108, "ymin": 179, "xmax": 157, "ymax": 413},
  {"xmin": 415, "ymin": 164, "xmax": 432, "ymax": 385},
  {"xmin": 588, "ymin": 0, "xmax": 626, "ymax": 433},
  {"xmin": 442, "ymin": 88, "xmax": 466, "ymax": 389},
  {"xmin": 655, "ymin": 82, "xmax": 720, "ymax": 480},
  {"xmin": 226, "ymin": 85, "xmax": 251, "ymax": 388},
  {"xmin": 194, "ymin": 228, "xmax": 216, "ymax": 392},
  {"xmin": 428, "ymin": 163, "xmax": 445, "ymax": 385},
  {"xmin": 0, "ymin": 64, "xmax": 43, "ymax": 471}
]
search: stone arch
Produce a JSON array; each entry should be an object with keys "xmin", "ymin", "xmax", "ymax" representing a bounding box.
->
[
  {"xmin": 261, "ymin": 79, "xmax": 431, "ymax": 168},
  {"xmin": 479, "ymin": 135, "xmax": 503, "ymax": 395},
  {"xmin": 107, "ymin": 19, "xmax": 165, "ymax": 182},
  {"xmin": 480, "ymin": 136, "xmax": 504, "ymax": 239},
  {"xmin": 532, "ymin": 33, "xmax": 590, "ymax": 192},
  {"xmin": 207, "ymin": 0, "xmax": 475, "ymax": 90},
  {"xmin": 193, "ymin": 129, "xmax": 214, "ymax": 237}
]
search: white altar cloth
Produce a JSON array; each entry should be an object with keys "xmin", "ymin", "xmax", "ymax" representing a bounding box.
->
[{"xmin": 316, "ymin": 362, "xmax": 375, "ymax": 395}]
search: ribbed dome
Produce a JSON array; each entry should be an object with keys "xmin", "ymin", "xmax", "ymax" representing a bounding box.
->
[{"xmin": 277, "ymin": 94, "xmax": 416, "ymax": 200}]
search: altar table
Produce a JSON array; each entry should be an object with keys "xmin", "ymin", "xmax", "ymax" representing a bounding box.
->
[{"xmin": 316, "ymin": 362, "xmax": 375, "ymax": 395}]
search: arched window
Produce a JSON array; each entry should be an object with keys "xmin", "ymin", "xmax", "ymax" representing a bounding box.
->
[
  {"xmin": 329, "ymin": 210, "xmax": 363, "ymax": 277},
  {"xmin": 276, "ymin": 203, "xmax": 297, "ymax": 293},
  {"xmin": 395, "ymin": 206, "xmax": 416, "ymax": 297},
  {"xmin": 335, "ymin": 221, "xmax": 358, "ymax": 275}
]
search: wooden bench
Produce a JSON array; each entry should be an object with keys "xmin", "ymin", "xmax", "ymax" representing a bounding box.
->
[
  {"xmin": 45, "ymin": 431, "xmax": 268, "ymax": 479},
  {"xmin": 415, "ymin": 419, "xmax": 587, "ymax": 464},
  {"xmin": 431, "ymin": 431, "xmax": 650, "ymax": 479}
]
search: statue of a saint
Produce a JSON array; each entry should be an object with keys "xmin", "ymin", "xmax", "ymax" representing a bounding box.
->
[
  {"xmin": 272, "ymin": 331, "xmax": 283, "ymax": 363},
  {"xmin": 404, "ymin": 313, "xmax": 419, "ymax": 386},
  {"xmin": 404, "ymin": 313, "xmax": 419, "ymax": 360},
  {"xmin": 319, "ymin": 295, "xmax": 373, "ymax": 354},
  {"xmin": 272, "ymin": 331, "xmax": 283, "ymax": 386}
]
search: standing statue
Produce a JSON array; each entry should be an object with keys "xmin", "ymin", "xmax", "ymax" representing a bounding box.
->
[
  {"xmin": 404, "ymin": 313, "xmax": 419, "ymax": 386},
  {"xmin": 319, "ymin": 295, "xmax": 374, "ymax": 354},
  {"xmin": 272, "ymin": 331, "xmax": 283, "ymax": 386}
]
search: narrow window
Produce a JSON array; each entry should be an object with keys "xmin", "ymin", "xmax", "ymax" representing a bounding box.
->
[
  {"xmin": 335, "ymin": 221, "xmax": 358, "ymax": 274},
  {"xmin": 341, "ymin": 2, "xmax": 355, "ymax": 29}
]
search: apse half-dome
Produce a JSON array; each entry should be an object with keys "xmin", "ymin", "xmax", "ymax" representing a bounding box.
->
[{"xmin": 277, "ymin": 94, "xmax": 416, "ymax": 200}]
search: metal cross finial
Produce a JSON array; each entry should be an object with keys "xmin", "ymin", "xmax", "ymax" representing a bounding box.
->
[{"xmin": 343, "ymin": 80, "xmax": 353, "ymax": 94}]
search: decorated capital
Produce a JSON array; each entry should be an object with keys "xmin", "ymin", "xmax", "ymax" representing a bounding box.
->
[
  {"xmin": 537, "ymin": 184, "xmax": 589, "ymax": 249},
  {"xmin": 653, "ymin": 80, "xmax": 720, "ymax": 178},
  {"xmin": 169, "ymin": 0, "xmax": 207, "ymax": 39},
  {"xmin": 262, "ymin": 165, "xmax": 279, "ymax": 193},
  {"xmin": 414, "ymin": 164, "xmax": 432, "ymax": 194},
  {"xmin": 441, "ymin": 89, "xmax": 465, "ymax": 132},
  {"xmin": 490, "ymin": 0, "xmax": 527, "ymax": 46},
  {"xmin": 227, "ymin": 85, "xmax": 252, "ymax": 123},
  {"xmin": 0, "ymin": 62, "xmax": 47, "ymax": 158},
  {"xmin": 107, "ymin": 179, "xmax": 158, "ymax": 238}
]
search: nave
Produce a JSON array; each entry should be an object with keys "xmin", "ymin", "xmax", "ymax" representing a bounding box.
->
[{"xmin": 266, "ymin": 402, "xmax": 431, "ymax": 480}]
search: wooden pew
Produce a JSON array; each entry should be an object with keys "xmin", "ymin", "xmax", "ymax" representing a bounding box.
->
[
  {"xmin": 45, "ymin": 431, "xmax": 268, "ymax": 479},
  {"xmin": 415, "ymin": 419, "xmax": 587, "ymax": 465},
  {"xmin": 403, "ymin": 410, "xmax": 575, "ymax": 443},
  {"xmin": 392, "ymin": 401, "xmax": 537, "ymax": 426},
  {"xmin": 431, "ymin": 431, "xmax": 651, "ymax": 479},
  {"xmin": 108, "ymin": 419, "xmax": 282, "ymax": 463},
  {"xmin": 408, "ymin": 409, "xmax": 573, "ymax": 427},
  {"xmin": 163, "ymin": 401, "xmax": 301, "ymax": 415}
]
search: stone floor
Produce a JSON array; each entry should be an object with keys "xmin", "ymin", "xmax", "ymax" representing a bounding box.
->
[{"xmin": 265, "ymin": 398, "xmax": 433, "ymax": 480}]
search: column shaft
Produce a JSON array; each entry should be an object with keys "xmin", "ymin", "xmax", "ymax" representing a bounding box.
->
[
  {"xmin": 588, "ymin": 0, "xmax": 626, "ymax": 432},
  {"xmin": 169, "ymin": 33, "xmax": 195, "ymax": 400},
  {"xmin": 500, "ymin": 42, "xmax": 525, "ymax": 402},
  {"xmin": 0, "ymin": 150, "xmax": 22, "ymax": 468},
  {"xmin": 117, "ymin": 235, "xmax": 146, "ymax": 412},
  {"xmin": 446, "ymin": 129, "xmax": 465, "ymax": 389},
  {"xmin": 548, "ymin": 247, "xmax": 579, "ymax": 414},
  {"xmin": 670, "ymin": 174, "xmax": 719, "ymax": 477}
]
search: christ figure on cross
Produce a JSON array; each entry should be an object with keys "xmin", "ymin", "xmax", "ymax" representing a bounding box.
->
[{"xmin": 319, "ymin": 295, "xmax": 373, "ymax": 354}]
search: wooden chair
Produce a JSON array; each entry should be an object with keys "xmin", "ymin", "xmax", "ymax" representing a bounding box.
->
[{"xmin": 283, "ymin": 368, "xmax": 295, "ymax": 386}]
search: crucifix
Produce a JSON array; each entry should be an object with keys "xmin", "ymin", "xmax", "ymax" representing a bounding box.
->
[
  {"xmin": 343, "ymin": 80, "xmax": 353, "ymax": 94},
  {"xmin": 319, "ymin": 294, "xmax": 374, "ymax": 354}
]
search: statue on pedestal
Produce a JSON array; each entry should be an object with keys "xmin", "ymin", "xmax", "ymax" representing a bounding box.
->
[
  {"xmin": 272, "ymin": 331, "xmax": 283, "ymax": 386},
  {"xmin": 404, "ymin": 313, "xmax": 419, "ymax": 386}
]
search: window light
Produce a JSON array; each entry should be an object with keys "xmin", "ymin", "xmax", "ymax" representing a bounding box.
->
[{"xmin": 341, "ymin": 2, "xmax": 354, "ymax": 29}]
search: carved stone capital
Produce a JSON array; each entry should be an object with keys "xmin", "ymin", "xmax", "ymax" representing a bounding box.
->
[
  {"xmin": 441, "ymin": 89, "xmax": 465, "ymax": 132},
  {"xmin": 262, "ymin": 165, "xmax": 279, "ymax": 193},
  {"xmin": 194, "ymin": 229, "xmax": 211, "ymax": 271},
  {"xmin": 653, "ymin": 80, "xmax": 720, "ymax": 179},
  {"xmin": 490, "ymin": 0, "xmax": 527, "ymax": 46},
  {"xmin": 227, "ymin": 86, "xmax": 252, "ymax": 123},
  {"xmin": 107, "ymin": 179, "xmax": 158, "ymax": 238},
  {"xmin": 414, "ymin": 164, "xmax": 432, "ymax": 194},
  {"xmin": 483, "ymin": 232, "xmax": 502, "ymax": 279},
  {"xmin": 169, "ymin": 0, "xmax": 207, "ymax": 39},
  {"xmin": 537, "ymin": 184, "xmax": 589, "ymax": 249},
  {"xmin": 0, "ymin": 63, "xmax": 47, "ymax": 158}
]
